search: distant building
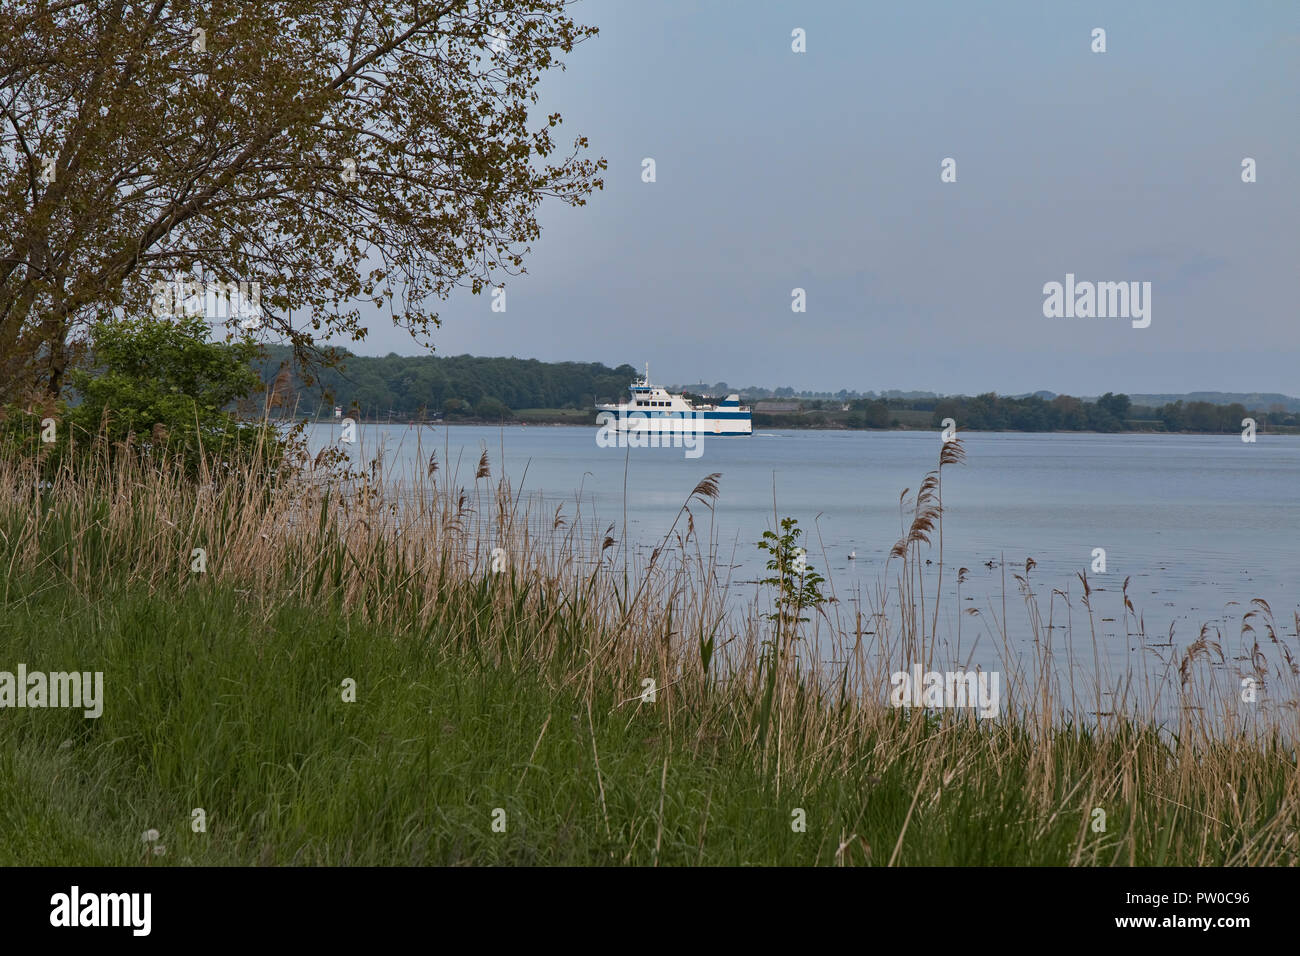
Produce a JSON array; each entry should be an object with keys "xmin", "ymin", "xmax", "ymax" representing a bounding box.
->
[{"xmin": 755, "ymin": 401, "xmax": 800, "ymax": 414}]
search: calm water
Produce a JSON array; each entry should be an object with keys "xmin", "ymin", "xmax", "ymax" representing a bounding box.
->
[{"xmin": 309, "ymin": 423, "xmax": 1300, "ymax": 711}]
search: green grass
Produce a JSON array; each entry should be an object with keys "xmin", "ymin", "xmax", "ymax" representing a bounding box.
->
[
  {"xmin": 2, "ymin": 578, "xmax": 1295, "ymax": 866},
  {"xmin": 0, "ymin": 580, "xmax": 862, "ymax": 865}
]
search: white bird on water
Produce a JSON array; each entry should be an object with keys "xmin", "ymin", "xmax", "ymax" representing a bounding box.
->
[{"xmin": 848, "ymin": 550, "xmax": 857, "ymax": 560}]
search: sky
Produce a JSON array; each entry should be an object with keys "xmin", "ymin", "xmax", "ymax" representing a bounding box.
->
[{"xmin": 321, "ymin": 0, "xmax": 1300, "ymax": 397}]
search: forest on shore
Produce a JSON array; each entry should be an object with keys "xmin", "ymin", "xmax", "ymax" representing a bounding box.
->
[{"xmin": 252, "ymin": 347, "xmax": 1300, "ymax": 433}]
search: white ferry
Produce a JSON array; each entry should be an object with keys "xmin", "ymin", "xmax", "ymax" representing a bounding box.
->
[{"xmin": 596, "ymin": 365, "xmax": 752, "ymax": 436}]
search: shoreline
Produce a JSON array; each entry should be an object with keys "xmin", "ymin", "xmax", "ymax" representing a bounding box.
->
[{"xmin": 294, "ymin": 418, "xmax": 1300, "ymax": 437}]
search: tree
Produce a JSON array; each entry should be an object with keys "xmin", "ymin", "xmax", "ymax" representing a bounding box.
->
[
  {"xmin": 1097, "ymin": 392, "xmax": 1131, "ymax": 422},
  {"xmin": 1085, "ymin": 401, "xmax": 1122, "ymax": 432},
  {"xmin": 1224, "ymin": 402, "xmax": 1248, "ymax": 432},
  {"xmin": 1183, "ymin": 401, "xmax": 1217, "ymax": 432},
  {"xmin": 473, "ymin": 394, "xmax": 508, "ymax": 419},
  {"xmin": 0, "ymin": 0, "xmax": 605, "ymax": 400},
  {"xmin": 862, "ymin": 399, "xmax": 890, "ymax": 428},
  {"xmin": 1051, "ymin": 394, "xmax": 1085, "ymax": 430}
]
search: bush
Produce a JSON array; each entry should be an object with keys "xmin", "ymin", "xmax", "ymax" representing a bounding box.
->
[{"xmin": 1, "ymin": 315, "xmax": 284, "ymax": 478}]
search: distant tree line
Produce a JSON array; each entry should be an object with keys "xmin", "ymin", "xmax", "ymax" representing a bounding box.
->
[
  {"xmin": 703, "ymin": 384, "xmax": 1300, "ymax": 414},
  {"xmin": 759, "ymin": 393, "xmax": 1299, "ymax": 433},
  {"xmin": 933, "ymin": 392, "xmax": 1136, "ymax": 432},
  {"xmin": 927, "ymin": 393, "xmax": 1298, "ymax": 433},
  {"xmin": 253, "ymin": 347, "xmax": 636, "ymax": 419},
  {"xmin": 250, "ymin": 348, "xmax": 1300, "ymax": 433}
]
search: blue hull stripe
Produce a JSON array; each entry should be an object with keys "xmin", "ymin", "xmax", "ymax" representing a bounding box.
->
[{"xmin": 598, "ymin": 410, "xmax": 752, "ymax": 420}]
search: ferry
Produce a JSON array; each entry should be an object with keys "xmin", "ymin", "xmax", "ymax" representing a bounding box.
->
[{"xmin": 596, "ymin": 365, "xmax": 752, "ymax": 436}]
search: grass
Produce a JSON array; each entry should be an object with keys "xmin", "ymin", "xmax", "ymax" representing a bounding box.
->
[
  {"xmin": 0, "ymin": 426, "xmax": 1297, "ymax": 865},
  {"xmin": 5, "ymin": 578, "xmax": 1295, "ymax": 866}
]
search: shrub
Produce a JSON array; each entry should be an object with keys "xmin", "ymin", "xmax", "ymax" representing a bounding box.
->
[{"xmin": 1, "ymin": 315, "xmax": 284, "ymax": 478}]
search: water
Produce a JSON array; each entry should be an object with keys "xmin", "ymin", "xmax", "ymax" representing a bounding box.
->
[{"xmin": 309, "ymin": 423, "xmax": 1300, "ymax": 721}]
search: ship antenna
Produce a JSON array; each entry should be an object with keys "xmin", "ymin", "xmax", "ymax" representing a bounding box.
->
[{"xmin": 644, "ymin": 361, "xmax": 650, "ymax": 386}]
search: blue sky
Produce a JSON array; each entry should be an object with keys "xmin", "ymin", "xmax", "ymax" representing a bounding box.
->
[{"xmin": 333, "ymin": 0, "xmax": 1299, "ymax": 396}]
